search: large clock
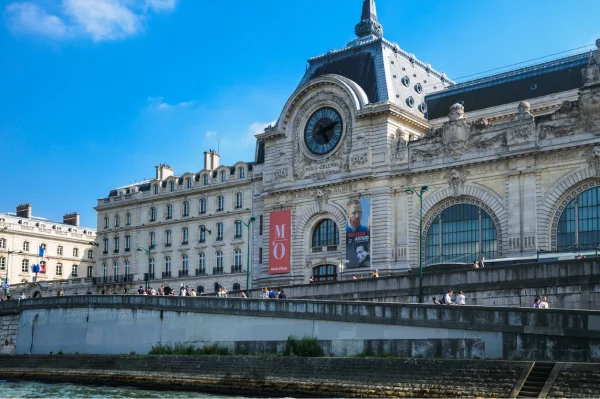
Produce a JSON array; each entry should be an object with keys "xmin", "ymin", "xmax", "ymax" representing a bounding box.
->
[{"xmin": 304, "ymin": 107, "xmax": 343, "ymax": 155}]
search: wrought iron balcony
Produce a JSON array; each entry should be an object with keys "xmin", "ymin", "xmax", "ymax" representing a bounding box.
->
[
  {"xmin": 213, "ymin": 267, "xmax": 224, "ymax": 275},
  {"xmin": 103, "ymin": 250, "xmax": 108, "ymax": 255},
  {"xmin": 162, "ymin": 271, "xmax": 172, "ymax": 279},
  {"xmin": 113, "ymin": 249, "xmax": 119, "ymax": 254},
  {"xmin": 165, "ymin": 243, "xmax": 172, "ymax": 248},
  {"xmin": 234, "ymin": 234, "xmax": 242, "ymax": 239},
  {"xmin": 231, "ymin": 265, "xmax": 242, "ymax": 273},
  {"xmin": 198, "ymin": 239, "xmax": 206, "ymax": 244},
  {"xmin": 181, "ymin": 241, "xmax": 188, "ymax": 246},
  {"xmin": 196, "ymin": 268, "xmax": 207, "ymax": 276},
  {"xmin": 125, "ymin": 248, "xmax": 131, "ymax": 252},
  {"xmin": 179, "ymin": 270, "xmax": 189, "ymax": 277}
]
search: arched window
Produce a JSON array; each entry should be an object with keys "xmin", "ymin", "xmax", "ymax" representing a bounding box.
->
[
  {"xmin": 104, "ymin": 216, "xmax": 109, "ymax": 229},
  {"xmin": 114, "ymin": 215, "xmax": 120, "ymax": 227},
  {"xmin": 234, "ymin": 249, "xmax": 242, "ymax": 267},
  {"xmin": 425, "ymin": 203, "xmax": 498, "ymax": 264},
  {"xmin": 87, "ymin": 265, "xmax": 93, "ymax": 278},
  {"xmin": 170, "ymin": 181, "xmax": 175, "ymax": 192},
  {"xmin": 182, "ymin": 227, "xmax": 189, "ymax": 244},
  {"xmin": 213, "ymin": 282, "xmax": 221, "ymax": 293},
  {"xmin": 220, "ymin": 170, "xmax": 226, "ymax": 183},
  {"xmin": 198, "ymin": 253, "xmax": 206, "ymax": 273},
  {"xmin": 216, "ymin": 223, "xmax": 224, "ymax": 241},
  {"xmin": 126, "ymin": 213, "xmax": 131, "ymax": 225},
  {"xmin": 102, "ymin": 262, "xmax": 107, "ymax": 278},
  {"xmin": 233, "ymin": 282, "xmax": 241, "ymax": 291},
  {"xmin": 166, "ymin": 204, "xmax": 173, "ymax": 219},
  {"xmin": 73, "ymin": 248, "xmax": 79, "ymax": 257},
  {"xmin": 165, "ymin": 230, "xmax": 172, "ymax": 246},
  {"xmin": 557, "ymin": 186, "xmax": 600, "ymax": 250},
  {"xmin": 199, "ymin": 226, "xmax": 206, "ymax": 243},
  {"xmin": 113, "ymin": 262, "xmax": 119, "ymax": 279},
  {"xmin": 234, "ymin": 221, "xmax": 242, "ymax": 238},
  {"xmin": 200, "ymin": 198, "xmax": 207, "ymax": 214},
  {"xmin": 186, "ymin": 177, "xmax": 192, "ymax": 189},
  {"xmin": 125, "ymin": 260, "xmax": 131, "ymax": 278},
  {"xmin": 23, "ymin": 241, "xmax": 29, "ymax": 252},
  {"xmin": 165, "ymin": 256, "xmax": 172, "ymax": 274},
  {"xmin": 216, "ymin": 250, "xmax": 223, "ymax": 270},
  {"xmin": 197, "ymin": 285, "xmax": 205, "ymax": 294},
  {"xmin": 150, "ymin": 207, "xmax": 157, "ymax": 222},
  {"xmin": 313, "ymin": 264, "xmax": 337, "ymax": 282},
  {"xmin": 203, "ymin": 174, "xmax": 209, "ymax": 186},
  {"xmin": 311, "ymin": 219, "xmax": 339, "ymax": 250},
  {"xmin": 57, "ymin": 246, "xmax": 63, "ymax": 255},
  {"xmin": 150, "ymin": 232, "xmax": 156, "ymax": 246},
  {"xmin": 153, "ymin": 184, "xmax": 158, "ymax": 195},
  {"xmin": 217, "ymin": 196, "xmax": 224, "ymax": 211},
  {"xmin": 183, "ymin": 201, "xmax": 190, "ymax": 217},
  {"xmin": 238, "ymin": 167, "xmax": 245, "ymax": 179},
  {"xmin": 182, "ymin": 254, "xmax": 189, "ymax": 272},
  {"xmin": 235, "ymin": 192, "xmax": 243, "ymax": 209}
]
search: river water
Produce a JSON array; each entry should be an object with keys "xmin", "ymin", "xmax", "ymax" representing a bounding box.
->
[{"xmin": 0, "ymin": 380, "xmax": 238, "ymax": 398}]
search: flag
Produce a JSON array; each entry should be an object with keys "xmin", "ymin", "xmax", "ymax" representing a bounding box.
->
[
  {"xmin": 38, "ymin": 245, "xmax": 45, "ymax": 257},
  {"xmin": 40, "ymin": 263, "xmax": 46, "ymax": 273}
]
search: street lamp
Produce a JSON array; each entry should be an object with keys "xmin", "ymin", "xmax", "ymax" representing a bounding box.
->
[
  {"xmin": 235, "ymin": 216, "xmax": 256, "ymax": 292},
  {"xmin": 5, "ymin": 250, "xmax": 24, "ymax": 297},
  {"xmin": 406, "ymin": 185, "xmax": 430, "ymax": 304},
  {"xmin": 137, "ymin": 244, "xmax": 157, "ymax": 291}
]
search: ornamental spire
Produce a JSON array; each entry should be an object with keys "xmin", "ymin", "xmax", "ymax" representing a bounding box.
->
[{"xmin": 355, "ymin": 0, "xmax": 383, "ymax": 39}]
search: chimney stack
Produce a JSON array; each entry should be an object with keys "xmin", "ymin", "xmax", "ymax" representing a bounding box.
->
[
  {"xmin": 203, "ymin": 149, "xmax": 220, "ymax": 171},
  {"xmin": 16, "ymin": 203, "xmax": 32, "ymax": 219},
  {"xmin": 63, "ymin": 212, "xmax": 80, "ymax": 227},
  {"xmin": 155, "ymin": 164, "xmax": 174, "ymax": 180}
]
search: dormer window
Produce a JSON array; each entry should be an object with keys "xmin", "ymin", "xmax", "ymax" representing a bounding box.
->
[
  {"xmin": 170, "ymin": 181, "xmax": 175, "ymax": 192},
  {"xmin": 153, "ymin": 184, "xmax": 158, "ymax": 195},
  {"xmin": 401, "ymin": 76, "xmax": 410, "ymax": 87},
  {"xmin": 220, "ymin": 170, "xmax": 226, "ymax": 183},
  {"xmin": 203, "ymin": 174, "xmax": 209, "ymax": 186},
  {"xmin": 186, "ymin": 178, "xmax": 192, "ymax": 189},
  {"xmin": 238, "ymin": 167, "xmax": 245, "ymax": 179}
]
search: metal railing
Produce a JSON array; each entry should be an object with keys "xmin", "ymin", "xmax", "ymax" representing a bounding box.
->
[
  {"xmin": 231, "ymin": 265, "xmax": 242, "ymax": 273},
  {"xmin": 178, "ymin": 270, "xmax": 189, "ymax": 277},
  {"xmin": 162, "ymin": 271, "xmax": 172, "ymax": 279},
  {"xmin": 196, "ymin": 268, "xmax": 207, "ymax": 276},
  {"xmin": 213, "ymin": 267, "xmax": 224, "ymax": 275}
]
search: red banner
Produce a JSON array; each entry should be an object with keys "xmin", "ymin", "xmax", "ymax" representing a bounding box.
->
[{"xmin": 269, "ymin": 210, "xmax": 291, "ymax": 274}]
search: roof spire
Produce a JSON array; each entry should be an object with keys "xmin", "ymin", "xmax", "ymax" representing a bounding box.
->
[{"xmin": 355, "ymin": 0, "xmax": 383, "ymax": 39}]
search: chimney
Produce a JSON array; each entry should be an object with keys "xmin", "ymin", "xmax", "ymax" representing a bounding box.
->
[
  {"xmin": 16, "ymin": 203, "xmax": 32, "ymax": 219},
  {"xmin": 203, "ymin": 150, "xmax": 220, "ymax": 171},
  {"xmin": 63, "ymin": 212, "xmax": 80, "ymax": 227},
  {"xmin": 155, "ymin": 164, "xmax": 174, "ymax": 180}
]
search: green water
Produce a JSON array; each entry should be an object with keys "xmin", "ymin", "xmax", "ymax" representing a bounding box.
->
[{"xmin": 0, "ymin": 380, "xmax": 238, "ymax": 398}]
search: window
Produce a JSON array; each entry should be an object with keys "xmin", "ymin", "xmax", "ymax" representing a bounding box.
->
[
  {"xmin": 182, "ymin": 254, "xmax": 189, "ymax": 272},
  {"xmin": 102, "ymin": 262, "xmax": 107, "ymax": 278},
  {"xmin": 199, "ymin": 198, "xmax": 207, "ymax": 215},
  {"xmin": 557, "ymin": 186, "xmax": 600, "ymax": 250},
  {"xmin": 203, "ymin": 174, "xmax": 209, "ymax": 186},
  {"xmin": 154, "ymin": 184, "xmax": 158, "ymax": 195},
  {"xmin": 199, "ymin": 226, "xmax": 206, "ymax": 243},
  {"xmin": 216, "ymin": 251, "xmax": 223, "ymax": 269},
  {"xmin": 182, "ymin": 227, "xmax": 189, "ymax": 244},
  {"xmin": 166, "ymin": 204, "xmax": 173, "ymax": 220},
  {"xmin": 217, "ymin": 196, "xmax": 224, "ymax": 211},
  {"xmin": 259, "ymin": 215, "xmax": 263, "ymax": 235},
  {"xmin": 150, "ymin": 207, "xmax": 157, "ymax": 222},
  {"xmin": 186, "ymin": 178, "xmax": 192, "ymax": 189},
  {"xmin": 170, "ymin": 181, "xmax": 175, "ymax": 192},
  {"xmin": 220, "ymin": 170, "xmax": 226, "ymax": 183},
  {"xmin": 183, "ymin": 201, "xmax": 190, "ymax": 217},
  {"xmin": 57, "ymin": 246, "xmax": 63, "ymax": 255},
  {"xmin": 22, "ymin": 241, "xmax": 29, "ymax": 251},
  {"xmin": 235, "ymin": 192, "xmax": 243, "ymax": 209},
  {"xmin": 125, "ymin": 235, "xmax": 131, "ymax": 251},
  {"xmin": 0, "ymin": 257, "xmax": 5, "ymax": 270},
  {"xmin": 57, "ymin": 263, "xmax": 63, "ymax": 276},
  {"xmin": 150, "ymin": 232, "xmax": 156, "ymax": 246},
  {"xmin": 414, "ymin": 83, "xmax": 423, "ymax": 94},
  {"xmin": 87, "ymin": 265, "xmax": 93, "ymax": 278},
  {"xmin": 112, "ymin": 262, "xmax": 118, "ymax": 279},
  {"xmin": 165, "ymin": 230, "xmax": 172, "ymax": 247},
  {"xmin": 40, "ymin": 261, "xmax": 46, "ymax": 273},
  {"xmin": 313, "ymin": 264, "xmax": 338, "ymax": 282},
  {"xmin": 88, "ymin": 250, "xmax": 94, "ymax": 259},
  {"xmin": 401, "ymin": 75, "xmax": 410, "ymax": 87},
  {"xmin": 165, "ymin": 256, "xmax": 172, "ymax": 274},
  {"xmin": 259, "ymin": 248, "xmax": 263, "ymax": 264},
  {"xmin": 103, "ymin": 239, "xmax": 108, "ymax": 253},
  {"xmin": 217, "ymin": 223, "xmax": 223, "ymax": 241},
  {"xmin": 104, "ymin": 217, "xmax": 109, "ymax": 229},
  {"xmin": 21, "ymin": 259, "xmax": 29, "ymax": 273},
  {"xmin": 425, "ymin": 203, "xmax": 498, "ymax": 264},
  {"xmin": 234, "ymin": 249, "xmax": 242, "ymax": 267},
  {"xmin": 311, "ymin": 219, "xmax": 339, "ymax": 249},
  {"xmin": 114, "ymin": 215, "xmax": 120, "ymax": 227},
  {"xmin": 72, "ymin": 264, "xmax": 78, "ymax": 277},
  {"xmin": 198, "ymin": 253, "xmax": 205, "ymax": 272},
  {"xmin": 0, "ymin": 239, "xmax": 5, "ymax": 249},
  {"xmin": 126, "ymin": 213, "xmax": 131, "ymax": 225},
  {"xmin": 114, "ymin": 237, "xmax": 120, "ymax": 252},
  {"xmin": 238, "ymin": 167, "xmax": 245, "ymax": 179},
  {"xmin": 235, "ymin": 222, "xmax": 242, "ymax": 239},
  {"xmin": 73, "ymin": 248, "xmax": 79, "ymax": 257}
]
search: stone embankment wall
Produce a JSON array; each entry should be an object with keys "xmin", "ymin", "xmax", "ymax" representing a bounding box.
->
[
  {"xmin": 251, "ymin": 259, "xmax": 600, "ymax": 309},
  {"xmin": 0, "ymin": 355, "xmax": 527, "ymax": 398},
  {"xmin": 0, "ymin": 313, "xmax": 19, "ymax": 355},
  {"xmin": 548, "ymin": 363, "xmax": 600, "ymax": 398}
]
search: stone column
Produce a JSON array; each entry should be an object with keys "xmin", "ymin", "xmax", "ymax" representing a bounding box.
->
[
  {"xmin": 505, "ymin": 173, "xmax": 522, "ymax": 257},
  {"xmin": 522, "ymin": 173, "xmax": 538, "ymax": 255},
  {"xmin": 371, "ymin": 188, "xmax": 393, "ymax": 272}
]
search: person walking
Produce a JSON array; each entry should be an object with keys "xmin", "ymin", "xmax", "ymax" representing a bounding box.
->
[
  {"xmin": 479, "ymin": 256, "xmax": 485, "ymax": 268},
  {"xmin": 137, "ymin": 286, "xmax": 144, "ymax": 295},
  {"xmin": 371, "ymin": 269, "xmax": 379, "ymax": 278},
  {"xmin": 443, "ymin": 290, "xmax": 454, "ymax": 305},
  {"xmin": 278, "ymin": 289, "xmax": 287, "ymax": 299},
  {"xmin": 532, "ymin": 297, "xmax": 541, "ymax": 308},
  {"xmin": 190, "ymin": 289, "xmax": 196, "ymax": 297},
  {"xmin": 455, "ymin": 291, "xmax": 466, "ymax": 305},
  {"xmin": 473, "ymin": 260, "xmax": 479, "ymax": 268},
  {"xmin": 539, "ymin": 296, "xmax": 549, "ymax": 309}
]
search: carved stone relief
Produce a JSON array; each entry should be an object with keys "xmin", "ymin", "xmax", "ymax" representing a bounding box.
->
[
  {"xmin": 442, "ymin": 103, "xmax": 470, "ymax": 159},
  {"xmin": 444, "ymin": 168, "xmax": 471, "ymax": 197},
  {"xmin": 313, "ymin": 189, "xmax": 331, "ymax": 213},
  {"xmin": 349, "ymin": 133, "xmax": 371, "ymax": 170},
  {"xmin": 390, "ymin": 127, "xmax": 408, "ymax": 164},
  {"xmin": 582, "ymin": 146, "xmax": 600, "ymax": 176},
  {"xmin": 582, "ymin": 39, "xmax": 600, "ymax": 87}
]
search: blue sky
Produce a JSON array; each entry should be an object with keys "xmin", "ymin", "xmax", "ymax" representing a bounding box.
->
[{"xmin": 1, "ymin": 0, "xmax": 599, "ymax": 228}]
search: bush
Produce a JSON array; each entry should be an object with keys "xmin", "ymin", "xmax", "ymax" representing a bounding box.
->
[
  {"xmin": 282, "ymin": 336, "xmax": 324, "ymax": 357},
  {"xmin": 148, "ymin": 343, "xmax": 231, "ymax": 356}
]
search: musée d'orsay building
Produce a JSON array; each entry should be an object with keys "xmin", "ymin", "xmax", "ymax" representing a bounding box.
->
[{"xmin": 95, "ymin": 0, "xmax": 600, "ymax": 291}]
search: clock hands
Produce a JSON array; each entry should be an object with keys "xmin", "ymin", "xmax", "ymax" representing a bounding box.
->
[{"xmin": 315, "ymin": 121, "xmax": 338, "ymax": 142}]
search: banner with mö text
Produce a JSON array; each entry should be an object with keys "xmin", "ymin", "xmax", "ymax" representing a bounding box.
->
[{"xmin": 269, "ymin": 210, "xmax": 291, "ymax": 274}]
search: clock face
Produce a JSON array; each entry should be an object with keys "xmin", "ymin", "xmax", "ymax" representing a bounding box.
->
[{"xmin": 304, "ymin": 107, "xmax": 343, "ymax": 155}]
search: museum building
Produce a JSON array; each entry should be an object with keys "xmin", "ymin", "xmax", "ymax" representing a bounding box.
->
[{"xmin": 96, "ymin": 0, "xmax": 600, "ymax": 291}]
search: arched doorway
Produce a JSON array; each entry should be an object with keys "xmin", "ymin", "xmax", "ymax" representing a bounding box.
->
[
  {"xmin": 557, "ymin": 186, "xmax": 600, "ymax": 250},
  {"xmin": 425, "ymin": 203, "xmax": 498, "ymax": 264},
  {"xmin": 312, "ymin": 264, "xmax": 337, "ymax": 282}
]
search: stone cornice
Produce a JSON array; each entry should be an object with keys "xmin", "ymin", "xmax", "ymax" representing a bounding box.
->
[
  {"xmin": 0, "ymin": 229, "xmax": 96, "ymax": 246},
  {"xmin": 356, "ymin": 102, "xmax": 430, "ymax": 132}
]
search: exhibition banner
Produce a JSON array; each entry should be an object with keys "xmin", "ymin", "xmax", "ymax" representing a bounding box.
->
[
  {"xmin": 345, "ymin": 198, "xmax": 371, "ymax": 268},
  {"xmin": 269, "ymin": 210, "xmax": 291, "ymax": 274}
]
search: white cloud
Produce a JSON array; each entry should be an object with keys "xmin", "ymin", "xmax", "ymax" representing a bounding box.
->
[
  {"xmin": 4, "ymin": 0, "xmax": 176, "ymax": 41},
  {"xmin": 147, "ymin": 96, "xmax": 196, "ymax": 110},
  {"xmin": 205, "ymin": 130, "xmax": 217, "ymax": 138},
  {"xmin": 246, "ymin": 121, "xmax": 276, "ymax": 147},
  {"xmin": 5, "ymin": 2, "xmax": 68, "ymax": 39}
]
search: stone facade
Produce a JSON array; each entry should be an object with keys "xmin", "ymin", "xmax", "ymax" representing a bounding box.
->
[{"xmin": 0, "ymin": 204, "xmax": 96, "ymax": 295}]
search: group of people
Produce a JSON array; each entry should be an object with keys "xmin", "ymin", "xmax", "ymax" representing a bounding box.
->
[
  {"xmin": 433, "ymin": 289, "xmax": 467, "ymax": 305},
  {"xmin": 533, "ymin": 296, "xmax": 550, "ymax": 308},
  {"xmin": 260, "ymin": 287, "xmax": 287, "ymax": 299},
  {"xmin": 135, "ymin": 284, "xmax": 197, "ymax": 297},
  {"xmin": 473, "ymin": 256, "xmax": 486, "ymax": 268}
]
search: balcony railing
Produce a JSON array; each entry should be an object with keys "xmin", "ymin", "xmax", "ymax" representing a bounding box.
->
[
  {"xmin": 162, "ymin": 271, "xmax": 172, "ymax": 279},
  {"xmin": 196, "ymin": 268, "xmax": 207, "ymax": 276},
  {"xmin": 92, "ymin": 274, "xmax": 135, "ymax": 285},
  {"xmin": 179, "ymin": 270, "xmax": 189, "ymax": 277},
  {"xmin": 113, "ymin": 249, "xmax": 119, "ymax": 254},
  {"xmin": 198, "ymin": 239, "xmax": 206, "ymax": 244},
  {"xmin": 181, "ymin": 241, "xmax": 188, "ymax": 246},
  {"xmin": 213, "ymin": 267, "xmax": 224, "ymax": 275},
  {"xmin": 231, "ymin": 265, "xmax": 242, "ymax": 273},
  {"xmin": 103, "ymin": 250, "xmax": 108, "ymax": 255},
  {"xmin": 125, "ymin": 248, "xmax": 131, "ymax": 252},
  {"xmin": 216, "ymin": 236, "xmax": 223, "ymax": 241},
  {"xmin": 72, "ymin": 273, "xmax": 78, "ymax": 278},
  {"xmin": 234, "ymin": 234, "xmax": 242, "ymax": 239},
  {"xmin": 311, "ymin": 245, "xmax": 338, "ymax": 253},
  {"xmin": 165, "ymin": 243, "xmax": 172, "ymax": 248}
]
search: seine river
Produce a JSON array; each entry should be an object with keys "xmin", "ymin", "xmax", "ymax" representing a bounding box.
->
[{"xmin": 0, "ymin": 380, "xmax": 238, "ymax": 398}]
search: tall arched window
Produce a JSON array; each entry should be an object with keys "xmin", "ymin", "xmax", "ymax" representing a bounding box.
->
[
  {"xmin": 182, "ymin": 254, "xmax": 189, "ymax": 272},
  {"xmin": 114, "ymin": 215, "xmax": 120, "ymax": 227},
  {"xmin": 199, "ymin": 226, "xmax": 206, "ymax": 243},
  {"xmin": 182, "ymin": 227, "xmax": 189, "ymax": 244},
  {"xmin": 216, "ymin": 223, "xmax": 224, "ymax": 241},
  {"xmin": 150, "ymin": 232, "xmax": 156, "ymax": 246},
  {"xmin": 203, "ymin": 174, "xmax": 209, "ymax": 186},
  {"xmin": 150, "ymin": 207, "xmax": 157, "ymax": 222},
  {"xmin": 217, "ymin": 196, "xmax": 224, "ymax": 211},
  {"xmin": 313, "ymin": 264, "xmax": 337, "ymax": 282},
  {"xmin": 102, "ymin": 262, "xmax": 107, "ymax": 278},
  {"xmin": 165, "ymin": 256, "xmax": 172, "ymax": 275},
  {"xmin": 104, "ymin": 216, "xmax": 109, "ymax": 229},
  {"xmin": 73, "ymin": 248, "xmax": 79, "ymax": 257},
  {"xmin": 216, "ymin": 250, "xmax": 223, "ymax": 270},
  {"xmin": 166, "ymin": 204, "xmax": 173, "ymax": 219},
  {"xmin": 425, "ymin": 203, "xmax": 498, "ymax": 264},
  {"xmin": 154, "ymin": 184, "xmax": 158, "ymax": 194},
  {"xmin": 186, "ymin": 177, "xmax": 192, "ymax": 189},
  {"xmin": 125, "ymin": 260, "xmax": 131, "ymax": 277},
  {"xmin": 113, "ymin": 262, "xmax": 119, "ymax": 279},
  {"xmin": 200, "ymin": 198, "xmax": 207, "ymax": 214},
  {"xmin": 165, "ymin": 230, "xmax": 172, "ymax": 246},
  {"xmin": 220, "ymin": 170, "xmax": 226, "ymax": 182},
  {"xmin": 235, "ymin": 192, "xmax": 243, "ymax": 209},
  {"xmin": 198, "ymin": 253, "xmax": 206, "ymax": 274},
  {"xmin": 170, "ymin": 181, "xmax": 175, "ymax": 192},
  {"xmin": 87, "ymin": 265, "xmax": 93, "ymax": 278},
  {"xmin": 311, "ymin": 219, "xmax": 339, "ymax": 251},
  {"xmin": 234, "ymin": 248, "xmax": 242, "ymax": 267},
  {"xmin": 238, "ymin": 167, "xmax": 245, "ymax": 179},
  {"xmin": 557, "ymin": 186, "xmax": 600, "ymax": 250},
  {"xmin": 183, "ymin": 201, "xmax": 190, "ymax": 217}
]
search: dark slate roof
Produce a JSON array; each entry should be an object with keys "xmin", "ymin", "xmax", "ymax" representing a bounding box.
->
[{"xmin": 425, "ymin": 52, "xmax": 591, "ymax": 120}]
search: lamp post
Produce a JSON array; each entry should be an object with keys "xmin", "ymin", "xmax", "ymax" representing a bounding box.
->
[
  {"xmin": 406, "ymin": 185, "xmax": 430, "ymax": 303},
  {"xmin": 137, "ymin": 244, "xmax": 157, "ymax": 291},
  {"xmin": 235, "ymin": 217, "xmax": 256, "ymax": 292},
  {"xmin": 5, "ymin": 250, "xmax": 23, "ymax": 297}
]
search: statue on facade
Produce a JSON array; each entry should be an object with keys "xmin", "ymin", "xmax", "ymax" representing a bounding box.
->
[
  {"xmin": 582, "ymin": 39, "xmax": 600, "ymax": 86},
  {"xmin": 313, "ymin": 189, "xmax": 331, "ymax": 213},
  {"xmin": 583, "ymin": 146, "xmax": 600, "ymax": 176},
  {"xmin": 444, "ymin": 168, "xmax": 470, "ymax": 197},
  {"xmin": 442, "ymin": 104, "xmax": 469, "ymax": 159}
]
